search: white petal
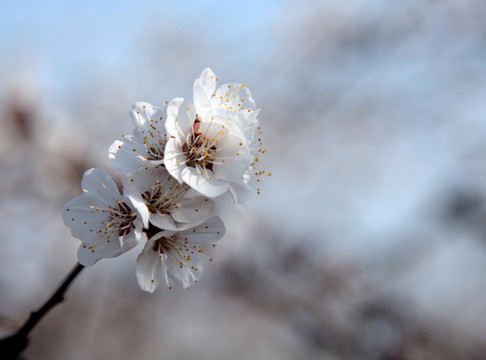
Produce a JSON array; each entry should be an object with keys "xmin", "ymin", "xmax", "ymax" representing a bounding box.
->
[
  {"xmin": 150, "ymin": 230, "xmax": 177, "ymax": 241},
  {"xmin": 164, "ymin": 138, "xmax": 185, "ymax": 183},
  {"xmin": 244, "ymin": 109, "xmax": 260, "ymax": 139},
  {"xmin": 63, "ymin": 191, "xmax": 115, "ymax": 244},
  {"xmin": 165, "ymin": 98, "xmax": 195, "ymax": 139},
  {"xmin": 178, "ymin": 216, "xmax": 226, "ymax": 244},
  {"xmin": 109, "ymin": 139, "xmax": 142, "ymax": 174},
  {"xmin": 197, "ymin": 68, "xmax": 217, "ymax": 96},
  {"xmin": 200, "ymin": 110, "xmax": 248, "ymax": 143},
  {"xmin": 129, "ymin": 101, "xmax": 164, "ymax": 129},
  {"xmin": 181, "ymin": 166, "xmax": 229, "ymax": 197},
  {"xmin": 228, "ymin": 179, "xmax": 249, "ymax": 213},
  {"xmin": 213, "ymin": 135, "xmax": 252, "ymax": 181},
  {"xmin": 109, "ymin": 126, "xmax": 167, "ymax": 174},
  {"xmin": 131, "ymin": 221, "xmax": 147, "ymax": 245},
  {"xmin": 165, "ymin": 252, "xmax": 199, "ymax": 289},
  {"xmin": 122, "ymin": 166, "xmax": 156, "ymax": 195},
  {"xmin": 77, "ymin": 235, "xmax": 129, "ymax": 266},
  {"xmin": 136, "ymin": 241, "xmax": 163, "ymax": 293},
  {"xmin": 63, "ymin": 194, "xmax": 104, "ymax": 224},
  {"xmin": 126, "ymin": 194, "xmax": 150, "ymax": 229},
  {"xmin": 149, "ymin": 213, "xmax": 177, "ymax": 230},
  {"xmin": 213, "ymin": 82, "xmax": 256, "ymax": 112},
  {"xmin": 193, "ymin": 68, "xmax": 217, "ymax": 115},
  {"xmin": 63, "ymin": 208, "xmax": 110, "ymax": 244},
  {"xmin": 211, "ymin": 108, "xmax": 259, "ymax": 141},
  {"xmin": 171, "ymin": 197, "xmax": 216, "ymax": 223},
  {"xmin": 81, "ymin": 168, "xmax": 120, "ymax": 206},
  {"xmin": 198, "ymin": 114, "xmax": 231, "ymax": 139},
  {"xmin": 108, "ymin": 136, "xmax": 148, "ymax": 173}
]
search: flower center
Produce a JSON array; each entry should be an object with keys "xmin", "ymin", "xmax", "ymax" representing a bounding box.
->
[
  {"xmin": 146, "ymin": 144, "xmax": 165, "ymax": 161},
  {"xmin": 148, "ymin": 225, "xmax": 194, "ymax": 264},
  {"xmin": 110, "ymin": 201, "xmax": 137, "ymax": 237},
  {"xmin": 151, "ymin": 235, "xmax": 196, "ymax": 268},
  {"xmin": 140, "ymin": 176, "xmax": 188, "ymax": 215},
  {"xmin": 182, "ymin": 115, "xmax": 221, "ymax": 172},
  {"xmin": 152, "ymin": 236, "xmax": 175, "ymax": 254},
  {"xmin": 140, "ymin": 125, "xmax": 167, "ymax": 161}
]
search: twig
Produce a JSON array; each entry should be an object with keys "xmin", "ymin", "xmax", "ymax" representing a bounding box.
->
[{"xmin": 0, "ymin": 263, "xmax": 85, "ymax": 359}]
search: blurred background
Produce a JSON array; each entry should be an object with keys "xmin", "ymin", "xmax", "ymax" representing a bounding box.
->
[{"xmin": 2, "ymin": 0, "xmax": 486, "ymax": 359}]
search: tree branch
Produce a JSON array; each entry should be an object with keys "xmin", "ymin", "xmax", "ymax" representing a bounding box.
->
[{"xmin": 0, "ymin": 263, "xmax": 85, "ymax": 360}]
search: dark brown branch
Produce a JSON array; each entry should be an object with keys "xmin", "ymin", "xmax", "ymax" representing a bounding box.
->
[{"xmin": 0, "ymin": 263, "xmax": 85, "ymax": 360}]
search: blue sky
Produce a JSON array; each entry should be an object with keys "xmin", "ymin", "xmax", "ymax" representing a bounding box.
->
[{"xmin": 0, "ymin": 0, "xmax": 281, "ymax": 98}]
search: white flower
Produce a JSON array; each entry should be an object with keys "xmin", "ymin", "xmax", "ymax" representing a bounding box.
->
[
  {"xmin": 164, "ymin": 68, "xmax": 265, "ymax": 210},
  {"xmin": 109, "ymin": 102, "xmax": 168, "ymax": 173},
  {"xmin": 63, "ymin": 168, "xmax": 149, "ymax": 266},
  {"xmin": 135, "ymin": 216, "xmax": 226, "ymax": 292},
  {"xmin": 164, "ymin": 100, "xmax": 253, "ymax": 199},
  {"xmin": 123, "ymin": 166, "xmax": 216, "ymax": 230}
]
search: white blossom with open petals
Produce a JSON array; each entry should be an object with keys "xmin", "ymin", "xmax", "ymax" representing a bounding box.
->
[
  {"xmin": 164, "ymin": 69, "xmax": 266, "ymax": 210},
  {"xmin": 63, "ymin": 168, "xmax": 149, "ymax": 266},
  {"xmin": 109, "ymin": 102, "xmax": 168, "ymax": 173},
  {"xmin": 135, "ymin": 216, "xmax": 226, "ymax": 292},
  {"xmin": 62, "ymin": 67, "xmax": 265, "ymax": 293},
  {"xmin": 164, "ymin": 97, "xmax": 252, "ymax": 199},
  {"xmin": 123, "ymin": 166, "xmax": 216, "ymax": 230}
]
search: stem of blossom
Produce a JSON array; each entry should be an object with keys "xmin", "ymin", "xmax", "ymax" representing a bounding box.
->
[{"xmin": 0, "ymin": 263, "xmax": 85, "ymax": 360}]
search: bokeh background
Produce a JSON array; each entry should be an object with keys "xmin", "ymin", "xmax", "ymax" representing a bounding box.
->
[{"xmin": 2, "ymin": 0, "xmax": 486, "ymax": 359}]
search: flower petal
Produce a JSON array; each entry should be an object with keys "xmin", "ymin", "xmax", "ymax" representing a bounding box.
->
[
  {"xmin": 181, "ymin": 166, "xmax": 229, "ymax": 197},
  {"xmin": 213, "ymin": 135, "xmax": 252, "ymax": 181},
  {"xmin": 109, "ymin": 139, "xmax": 144, "ymax": 173},
  {"xmin": 129, "ymin": 101, "xmax": 165, "ymax": 129},
  {"xmin": 81, "ymin": 168, "xmax": 120, "ymax": 206},
  {"xmin": 136, "ymin": 241, "xmax": 163, "ymax": 293},
  {"xmin": 171, "ymin": 197, "xmax": 215, "ymax": 223},
  {"xmin": 164, "ymin": 138, "xmax": 186, "ymax": 183},
  {"xmin": 228, "ymin": 179, "xmax": 249, "ymax": 213},
  {"xmin": 210, "ymin": 107, "xmax": 259, "ymax": 141},
  {"xmin": 126, "ymin": 193, "xmax": 150, "ymax": 229},
  {"xmin": 165, "ymin": 98, "xmax": 195, "ymax": 140},
  {"xmin": 63, "ymin": 207, "xmax": 109, "ymax": 244},
  {"xmin": 149, "ymin": 213, "xmax": 177, "ymax": 230},
  {"xmin": 108, "ymin": 130, "xmax": 159, "ymax": 173},
  {"xmin": 77, "ymin": 235, "xmax": 127, "ymax": 266},
  {"xmin": 213, "ymin": 82, "xmax": 257, "ymax": 112},
  {"xmin": 178, "ymin": 216, "xmax": 226, "ymax": 244},
  {"xmin": 165, "ymin": 252, "xmax": 199, "ymax": 289},
  {"xmin": 193, "ymin": 68, "xmax": 217, "ymax": 116}
]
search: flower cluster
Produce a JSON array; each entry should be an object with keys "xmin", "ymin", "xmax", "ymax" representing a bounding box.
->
[{"xmin": 63, "ymin": 68, "xmax": 266, "ymax": 292}]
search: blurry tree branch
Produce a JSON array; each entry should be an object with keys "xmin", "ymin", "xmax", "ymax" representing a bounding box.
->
[{"xmin": 0, "ymin": 263, "xmax": 85, "ymax": 360}]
